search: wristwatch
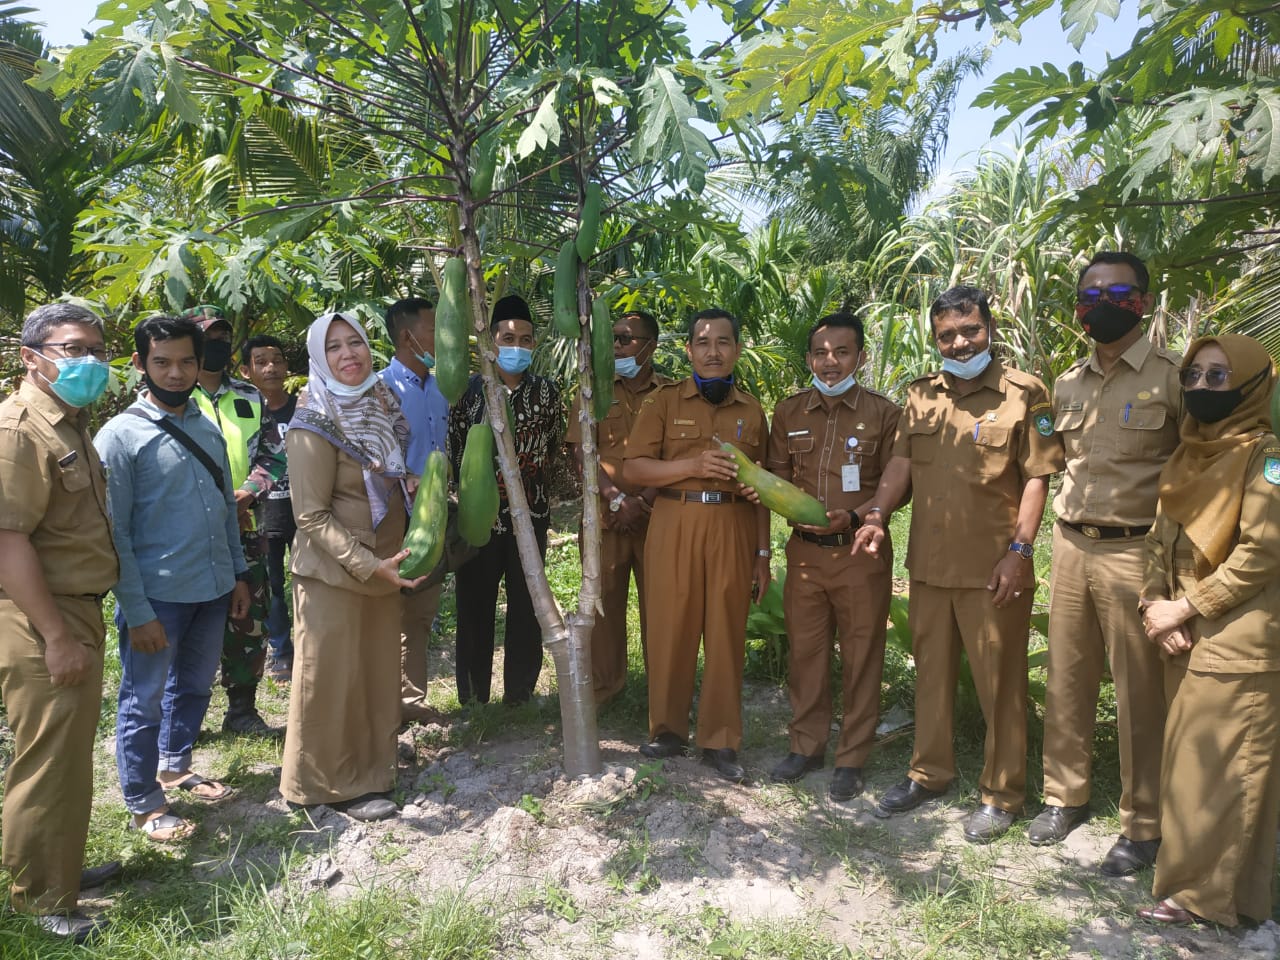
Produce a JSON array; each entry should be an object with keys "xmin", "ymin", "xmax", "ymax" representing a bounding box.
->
[
  {"xmin": 608, "ymin": 492, "xmax": 627, "ymax": 513},
  {"xmin": 756, "ymin": 548, "xmax": 772, "ymax": 558},
  {"xmin": 1008, "ymin": 541, "xmax": 1034, "ymax": 559}
]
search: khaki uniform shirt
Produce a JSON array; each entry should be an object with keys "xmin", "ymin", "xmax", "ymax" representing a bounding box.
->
[
  {"xmin": 766, "ymin": 385, "xmax": 901, "ymax": 516},
  {"xmin": 0, "ymin": 380, "xmax": 118, "ymax": 596},
  {"xmin": 624, "ymin": 378, "xmax": 767, "ymax": 492},
  {"xmin": 566, "ymin": 370, "xmax": 670, "ymax": 496},
  {"xmin": 1053, "ymin": 337, "xmax": 1182, "ymax": 526},
  {"xmin": 891, "ymin": 360, "xmax": 1065, "ymax": 588}
]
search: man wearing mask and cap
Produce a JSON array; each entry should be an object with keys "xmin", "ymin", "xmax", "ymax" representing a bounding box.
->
[
  {"xmin": 0, "ymin": 304, "xmax": 118, "ymax": 942},
  {"xmin": 851, "ymin": 286, "xmax": 1064, "ymax": 841},
  {"xmin": 763, "ymin": 312, "xmax": 901, "ymax": 800},
  {"xmin": 447, "ymin": 294, "xmax": 562, "ymax": 705},
  {"xmin": 622, "ymin": 308, "xmax": 771, "ymax": 784},
  {"xmin": 566, "ymin": 308, "xmax": 667, "ymax": 705},
  {"xmin": 380, "ymin": 297, "xmax": 449, "ymax": 724},
  {"xmin": 1027, "ymin": 251, "xmax": 1181, "ymax": 876},
  {"xmin": 185, "ymin": 305, "xmax": 286, "ymax": 737}
]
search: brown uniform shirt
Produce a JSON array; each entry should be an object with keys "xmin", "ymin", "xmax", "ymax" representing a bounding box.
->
[
  {"xmin": 0, "ymin": 380, "xmax": 118, "ymax": 596},
  {"xmin": 891, "ymin": 360, "xmax": 1065, "ymax": 588},
  {"xmin": 1053, "ymin": 337, "xmax": 1182, "ymax": 526},
  {"xmin": 566, "ymin": 370, "xmax": 670, "ymax": 496},
  {"xmin": 766, "ymin": 385, "xmax": 901, "ymax": 515},
  {"xmin": 624, "ymin": 378, "xmax": 767, "ymax": 491}
]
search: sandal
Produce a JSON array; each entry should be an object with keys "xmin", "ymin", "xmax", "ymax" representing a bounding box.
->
[
  {"xmin": 162, "ymin": 772, "xmax": 233, "ymax": 802},
  {"xmin": 129, "ymin": 811, "xmax": 195, "ymax": 844}
]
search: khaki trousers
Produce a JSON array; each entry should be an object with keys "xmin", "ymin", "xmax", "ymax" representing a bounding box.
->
[
  {"xmin": 0, "ymin": 597, "xmax": 105, "ymax": 913},
  {"xmin": 908, "ymin": 580, "xmax": 1033, "ymax": 812},
  {"xmin": 783, "ymin": 535, "xmax": 891, "ymax": 766},
  {"xmin": 585, "ymin": 523, "xmax": 648, "ymax": 705},
  {"xmin": 1042, "ymin": 523, "xmax": 1165, "ymax": 839},
  {"xmin": 643, "ymin": 499, "xmax": 754, "ymax": 750},
  {"xmin": 400, "ymin": 580, "xmax": 443, "ymax": 715},
  {"xmin": 1154, "ymin": 663, "xmax": 1280, "ymax": 927},
  {"xmin": 281, "ymin": 576, "xmax": 401, "ymax": 806}
]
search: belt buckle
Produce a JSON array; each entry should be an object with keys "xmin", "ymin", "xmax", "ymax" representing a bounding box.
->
[
  {"xmin": 1082, "ymin": 524, "xmax": 1101, "ymax": 539},
  {"xmin": 704, "ymin": 491, "xmax": 723, "ymax": 504}
]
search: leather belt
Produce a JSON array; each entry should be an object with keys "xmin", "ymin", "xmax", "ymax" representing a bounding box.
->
[
  {"xmin": 1060, "ymin": 519, "xmax": 1151, "ymax": 540},
  {"xmin": 793, "ymin": 530, "xmax": 854, "ymax": 547},
  {"xmin": 658, "ymin": 489, "xmax": 744, "ymax": 505}
]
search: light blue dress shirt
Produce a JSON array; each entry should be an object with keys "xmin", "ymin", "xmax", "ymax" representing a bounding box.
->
[{"xmin": 380, "ymin": 357, "xmax": 449, "ymax": 475}]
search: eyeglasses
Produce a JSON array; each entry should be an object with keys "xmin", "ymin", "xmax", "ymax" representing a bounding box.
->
[
  {"xmin": 1077, "ymin": 284, "xmax": 1144, "ymax": 306},
  {"xmin": 613, "ymin": 334, "xmax": 652, "ymax": 346},
  {"xmin": 1179, "ymin": 365, "xmax": 1232, "ymax": 389},
  {"xmin": 38, "ymin": 341, "xmax": 112, "ymax": 362}
]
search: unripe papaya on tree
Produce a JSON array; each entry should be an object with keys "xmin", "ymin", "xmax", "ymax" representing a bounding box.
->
[
  {"xmin": 435, "ymin": 256, "xmax": 469, "ymax": 403},
  {"xmin": 399, "ymin": 450, "xmax": 448, "ymax": 578},
  {"xmin": 590, "ymin": 296, "xmax": 614, "ymax": 421},
  {"xmin": 576, "ymin": 183, "xmax": 602, "ymax": 261},
  {"xmin": 720, "ymin": 441, "xmax": 829, "ymax": 527},
  {"xmin": 458, "ymin": 423, "xmax": 499, "ymax": 547},
  {"xmin": 553, "ymin": 240, "xmax": 579, "ymax": 338},
  {"xmin": 470, "ymin": 127, "xmax": 499, "ymax": 200}
]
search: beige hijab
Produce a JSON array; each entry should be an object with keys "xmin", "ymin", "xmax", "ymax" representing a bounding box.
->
[{"xmin": 1157, "ymin": 334, "xmax": 1276, "ymax": 568}]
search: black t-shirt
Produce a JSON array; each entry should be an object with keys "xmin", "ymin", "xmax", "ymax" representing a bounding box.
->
[{"xmin": 262, "ymin": 394, "xmax": 297, "ymax": 539}]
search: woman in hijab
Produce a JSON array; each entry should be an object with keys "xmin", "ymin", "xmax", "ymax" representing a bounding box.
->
[
  {"xmin": 1137, "ymin": 333, "xmax": 1280, "ymax": 927},
  {"xmin": 281, "ymin": 312, "xmax": 425, "ymax": 822}
]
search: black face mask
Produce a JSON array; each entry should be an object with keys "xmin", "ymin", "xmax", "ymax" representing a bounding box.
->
[
  {"xmin": 202, "ymin": 339, "xmax": 233, "ymax": 372},
  {"xmin": 1079, "ymin": 302, "xmax": 1142, "ymax": 344},
  {"xmin": 1183, "ymin": 366, "xmax": 1270, "ymax": 424},
  {"xmin": 693, "ymin": 373, "xmax": 733, "ymax": 405},
  {"xmin": 144, "ymin": 372, "xmax": 196, "ymax": 408}
]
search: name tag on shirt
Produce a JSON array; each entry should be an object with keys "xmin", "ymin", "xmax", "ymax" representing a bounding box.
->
[
  {"xmin": 1061, "ymin": 401, "xmax": 1084, "ymax": 412},
  {"xmin": 841, "ymin": 462, "xmax": 861, "ymax": 492}
]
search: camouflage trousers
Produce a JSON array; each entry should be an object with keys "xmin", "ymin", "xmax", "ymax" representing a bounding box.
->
[{"xmin": 220, "ymin": 532, "xmax": 269, "ymax": 689}]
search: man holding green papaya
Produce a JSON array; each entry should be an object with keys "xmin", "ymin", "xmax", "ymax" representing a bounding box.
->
[
  {"xmin": 623, "ymin": 309, "xmax": 771, "ymax": 784},
  {"xmin": 381, "ymin": 297, "xmax": 450, "ymax": 724},
  {"xmin": 763, "ymin": 312, "xmax": 902, "ymax": 800},
  {"xmin": 567, "ymin": 309, "xmax": 668, "ymax": 705}
]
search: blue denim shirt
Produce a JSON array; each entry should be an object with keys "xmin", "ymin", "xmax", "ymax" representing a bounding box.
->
[
  {"xmin": 380, "ymin": 357, "xmax": 448, "ymax": 475},
  {"xmin": 94, "ymin": 393, "xmax": 247, "ymax": 627}
]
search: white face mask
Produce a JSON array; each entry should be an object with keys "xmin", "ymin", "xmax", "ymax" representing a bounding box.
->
[
  {"xmin": 941, "ymin": 348, "xmax": 992, "ymax": 380},
  {"xmin": 327, "ymin": 371, "xmax": 379, "ymax": 397},
  {"xmin": 811, "ymin": 373, "xmax": 856, "ymax": 397}
]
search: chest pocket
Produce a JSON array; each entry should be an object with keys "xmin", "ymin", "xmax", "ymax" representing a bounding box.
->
[
  {"xmin": 1117, "ymin": 406, "xmax": 1169, "ymax": 456},
  {"xmin": 56, "ymin": 454, "xmax": 91, "ymax": 493},
  {"xmin": 973, "ymin": 424, "xmax": 1013, "ymax": 476},
  {"xmin": 600, "ymin": 403, "xmax": 626, "ymax": 447},
  {"xmin": 907, "ymin": 417, "xmax": 941, "ymax": 463},
  {"xmin": 852, "ymin": 438, "xmax": 879, "ymax": 461},
  {"xmin": 1054, "ymin": 409, "xmax": 1085, "ymax": 433},
  {"xmin": 670, "ymin": 421, "xmax": 702, "ymax": 441},
  {"xmin": 786, "ymin": 433, "xmax": 815, "ymax": 455}
]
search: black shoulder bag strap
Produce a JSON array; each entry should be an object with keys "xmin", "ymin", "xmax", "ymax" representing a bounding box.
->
[{"xmin": 125, "ymin": 408, "xmax": 226, "ymax": 494}]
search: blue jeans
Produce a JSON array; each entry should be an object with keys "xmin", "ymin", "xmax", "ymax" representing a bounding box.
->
[
  {"xmin": 265, "ymin": 536, "xmax": 293, "ymax": 662},
  {"xmin": 115, "ymin": 595, "xmax": 229, "ymax": 815}
]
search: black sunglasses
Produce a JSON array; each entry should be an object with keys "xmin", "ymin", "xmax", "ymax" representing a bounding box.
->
[
  {"xmin": 1179, "ymin": 365, "xmax": 1231, "ymax": 389},
  {"xmin": 613, "ymin": 334, "xmax": 652, "ymax": 346},
  {"xmin": 1077, "ymin": 283, "xmax": 1144, "ymax": 306}
]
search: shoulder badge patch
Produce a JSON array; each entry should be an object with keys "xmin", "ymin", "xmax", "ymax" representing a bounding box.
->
[
  {"xmin": 1264, "ymin": 456, "xmax": 1280, "ymax": 486},
  {"xmin": 1035, "ymin": 412, "xmax": 1054, "ymax": 437}
]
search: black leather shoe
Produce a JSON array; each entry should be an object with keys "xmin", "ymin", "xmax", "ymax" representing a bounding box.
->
[
  {"xmin": 769, "ymin": 752, "xmax": 824, "ymax": 783},
  {"xmin": 1027, "ymin": 803, "xmax": 1090, "ymax": 846},
  {"xmin": 35, "ymin": 911, "xmax": 105, "ymax": 944},
  {"xmin": 331, "ymin": 793, "xmax": 398, "ymax": 822},
  {"xmin": 963, "ymin": 803, "xmax": 1018, "ymax": 843},
  {"xmin": 79, "ymin": 860, "xmax": 122, "ymax": 890},
  {"xmin": 875, "ymin": 777, "xmax": 944, "ymax": 816},
  {"xmin": 701, "ymin": 748, "xmax": 747, "ymax": 784},
  {"xmin": 639, "ymin": 732, "xmax": 689, "ymax": 759},
  {"xmin": 829, "ymin": 767, "xmax": 864, "ymax": 801},
  {"xmin": 1101, "ymin": 835, "xmax": 1160, "ymax": 877}
]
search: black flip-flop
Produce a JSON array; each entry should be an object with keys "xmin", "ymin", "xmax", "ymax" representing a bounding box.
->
[{"xmin": 165, "ymin": 772, "xmax": 234, "ymax": 802}]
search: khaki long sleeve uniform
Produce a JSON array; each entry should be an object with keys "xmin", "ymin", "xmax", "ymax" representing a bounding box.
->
[
  {"xmin": 894, "ymin": 361, "xmax": 1064, "ymax": 812},
  {"xmin": 1144, "ymin": 438, "xmax": 1280, "ymax": 927},
  {"xmin": 0, "ymin": 381, "xmax": 118, "ymax": 913},
  {"xmin": 1042, "ymin": 337, "xmax": 1181, "ymax": 840},
  {"xmin": 624, "ymin": 379, "xmax": 766, "ymax": 751},
  {"xmin": 766, "ymin": 385, "xmax": 900, "ymax": 767},
  {"xmin": 567, "ymin": 370, "xmax": 669, "ymax": 704}
]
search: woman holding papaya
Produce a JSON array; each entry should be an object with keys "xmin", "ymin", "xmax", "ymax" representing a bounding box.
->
[
  {"xmin": 1137, "ymin": 334, "xmax": 1280, "ymax": 927},
  {"xmin": 281, "ymin": 312, "xmax": 426, "ymax": 822}
]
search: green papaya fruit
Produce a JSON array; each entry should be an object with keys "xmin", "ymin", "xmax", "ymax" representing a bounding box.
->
[
  {"xmin": 576, "ymin": 183, "xmax": 602, "ymax": 261},
  {"xmin": 720, "ymin": 441, "xmax": 829, "ymax": 527},
  {"xmin": 470, "ymin": 127, "xmax": 499, "ymax": 200},
  {"xmin": 399, "ymin": 450, "xmax": 448, "ymax": 578},
  {"xmin": 435, "ymin": 256, "xmax": 469, "ymax": 404},
  {"xmin": 553, "ymin": 240, "xmax": 580, "ymax": 338},
  {"xmin": 590, "ymin": 296, "xmax": 614, "ymax": 421},
  {"xmin": 458, "ymin": 423, "xmax": 499, "ymax": 547}
]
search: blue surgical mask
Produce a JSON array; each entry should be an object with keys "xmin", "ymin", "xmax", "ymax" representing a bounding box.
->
[
  {"xmin": 408, "ymin": 332, "xmax": 435, "ymax": 370},
  {"xmin": 37, "ymin": 353, "xmax": 111, "ymax": 408},
  {"xmin": 941, "ymin": 349, "xmax": 992, "ymax": 380},
  {"xmin": 497, "ymin": 346, "xmax": 532, "ymax": 375},
  {"xmin": 327, "ymin": 371, "xmax": 379, "ymax": 397},
  {"xmin": 615, "ymin": 356, "xmax": 641, "ymax": 379},
  {"xmin": 811, "ymin": 373, "xmax": 856, "ymax": 397}
]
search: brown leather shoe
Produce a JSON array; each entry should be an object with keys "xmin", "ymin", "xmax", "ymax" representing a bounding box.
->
[{"xmin": 1137, "ymin": 901, "xmax": 1198, "ymax": 925}]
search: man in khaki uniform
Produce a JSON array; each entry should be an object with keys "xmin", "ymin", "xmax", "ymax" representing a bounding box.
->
[
  {"xmin": 764, "ymin": 312, "xmax": 900, "ymax": 801},
  {"xmin": 567, "ymin": 309, "xmax": 667, "ymax": 705},
  {"xmin": 1028, "ymin": 251, "xmax": 1182, "ymax": 876},
  {"xmin": 853, "ymin": 286, "xmax": 1065, "ymax": 842},
  {"xmin": 623, "ymin": 309, "xmax": 771, "ymax": 783},
  {"xmin": 0, "ymin": 304, "xmax": 119, "ymax": 942}
]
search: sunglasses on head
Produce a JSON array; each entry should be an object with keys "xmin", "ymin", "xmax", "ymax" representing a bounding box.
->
[
  {"xmin": 1179, "ymin": 365, "xmax": 1231, "ymax": 389},
  {"xmin": 613, "ymin": 333, "xmax": 651, "ymax": 346},
  {"xmin": 1077, "ymin": 283, "xmax": 1144, "ymax": 306}
]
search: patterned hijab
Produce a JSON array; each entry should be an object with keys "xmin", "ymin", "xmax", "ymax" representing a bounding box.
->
[
  {"xmin": 1157, "ymin": 334, "xmax": 1276, "ymax": 568},
  {"xmin": 293, "ymin": 312, "xmax": 410, "ymax": 526}
]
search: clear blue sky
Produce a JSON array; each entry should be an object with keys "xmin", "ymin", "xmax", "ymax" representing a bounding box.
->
[{"xmin": 33, "ymin": 0, "xmax": 1139, "ymax": 181}]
